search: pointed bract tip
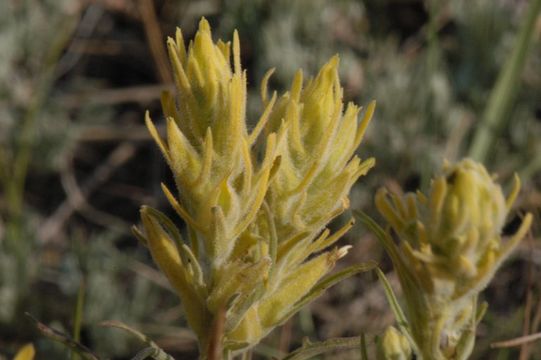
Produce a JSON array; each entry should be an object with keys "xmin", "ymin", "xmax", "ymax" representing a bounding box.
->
[
  {"xmin": 329, "ymin": 54, "xmax": 340, "ymax": 66},
  {"xmin": 199, "ymin": 17, "xmax": 211, "ymax": 32},
  {"xmin": 320, "ymin": 55, "xmax": 339, "ymax": 75},
  {"xmin": 175, "ymin": 27, "xmax": 183, "ymax": 40},
  {"xmin": 232, "ymin": 30, "xmax": 241, "ymax": 74},
  {"xmin": 139, "ymin": 206, "xmax": 154, "ymax": 220},
  {"xmin": 338, "ymin": 245, "xmax": 353, "ymax": 258},
  {"xmin": 366, "ymin": 100, "xmax": 376, "ymax": 114},
  {"xmin": 144, "ymin": 111, "xmax": 154, "ymax": 126}
]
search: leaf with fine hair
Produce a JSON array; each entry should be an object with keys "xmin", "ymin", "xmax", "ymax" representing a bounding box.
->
[
  {"xmin": 99, "ymin": 321, "xmax": 174, "ymax": 360},
  {"xmin": 26, "ymin": 313, "xmax": 99, "ymax": 360},
  {"xmin": 282, "ymin": 337, "xmax": 363, "ymax": 360}
]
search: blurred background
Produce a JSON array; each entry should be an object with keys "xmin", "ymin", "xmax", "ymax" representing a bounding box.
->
[{"xmin": 0, "ymin": 0, "xmax": 540, "ymax": 358}]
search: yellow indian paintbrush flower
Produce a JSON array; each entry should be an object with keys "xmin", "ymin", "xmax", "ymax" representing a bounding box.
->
[
  {"xmin": 134, "ymin": 18, "xmax": 375, "ymax": 357},
  {"xmin": 375, "ymin": 159, "xmax": 532, "ymax": 360}
]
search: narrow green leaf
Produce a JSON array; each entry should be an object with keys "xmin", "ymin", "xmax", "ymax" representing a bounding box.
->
[
  {"xmin": 99, "ymin": 320, "xmax": 151, "ymax": 343},
  {"xmin": 71, "ymin": 280, "xmax": 86, "ymax": 360},
  {"xmin": 132, "ymin": 225, "xmax": 148, "ymax": 247},
  {"xmin": 374, "ymin": 268, "xmax": 419, "ymax": 356},
  {"xmin": 353, "ymin": 211, "xmax": 402, "ymax": 266},
  {"xmin": 26, "ymin": 313, "xmax": 99, "ymax": 360},
  {"xmin": 132, "ymin": 347, "xmax": 175, "ymax": 360},
  {"xmin": 375, "ymin": 268, "xmax": 408, "ymax": 330},
  {"xmin": 282, "ymin": 337, "xmax": 362, "ymax": 360},
  {"xmin": 99, "ymin": 321, "xmax": 174, "ymax": 360},
  {"xmin": 354, "ymin": 211, "xmax": 421, "ymax": 352}
]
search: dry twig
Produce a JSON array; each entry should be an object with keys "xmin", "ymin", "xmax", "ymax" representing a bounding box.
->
[{"xmin": 39, "ymin": 143, "xmax": 136, "ymax": 244}]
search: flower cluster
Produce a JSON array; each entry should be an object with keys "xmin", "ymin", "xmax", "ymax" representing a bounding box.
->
[
  {"xmin": 375, "ymin": 159, "xmax": 532, "ymax": 359},
  {"xmin": 135, "ymin": 18, "xmax": 375, "ymax": 356}
]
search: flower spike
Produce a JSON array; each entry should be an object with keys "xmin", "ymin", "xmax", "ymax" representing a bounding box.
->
[{"xmin": 138, "ymin": 17, "xmax": 375, "ymax": 356}]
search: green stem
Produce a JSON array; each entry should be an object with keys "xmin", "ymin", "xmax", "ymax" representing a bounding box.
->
[
  {"xmin": 468, "ymin": 0, "xmax": 541, "ymax": 162},
  {"xmin": 426, "ymin": 0, "xmax": 441, "ymax": 76},
  {"xmin": 418, "ymin": 312, "xmax": 446, "ymax": 360},
  {"xmin": 71, "ymin": 280, "xmax": 86, "ymax": 360}
]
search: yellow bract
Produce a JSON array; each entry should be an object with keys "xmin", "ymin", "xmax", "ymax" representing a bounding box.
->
[
  {"xmin": 376, "ymin": 159, "xmax": 532, "ymax": 360},
  {"xmin": 13, "ymin": 344, "xmax": 35, "ymax": 360},
  {"xmin": 136, "ymin": 18, "xmax": 375, "ymax": 355}
]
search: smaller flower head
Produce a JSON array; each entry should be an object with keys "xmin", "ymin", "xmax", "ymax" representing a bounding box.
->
[
  {"xmin": 377, "ymin": 326, "xmax": 412, "ymax": 360},
  {"xmin": 375, "ymin": 158, "xmax": 532, "ymax": 359},
  {"xmin": 376, "ymin": 158, "xmax": 532, "ymax": 300}
]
